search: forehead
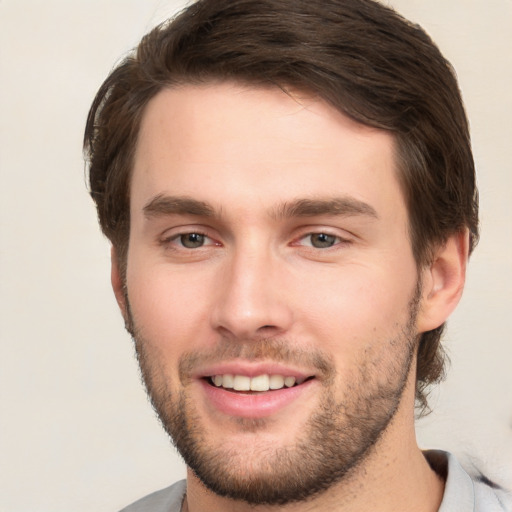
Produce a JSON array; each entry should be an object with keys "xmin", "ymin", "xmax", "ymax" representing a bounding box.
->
[{"xmin": 131, "ymin": 82, "xmax": 405, "ymax": 222}]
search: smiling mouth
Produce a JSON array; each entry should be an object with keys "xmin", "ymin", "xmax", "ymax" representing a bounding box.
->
[{"xmin": 205, "ymin": 374, "xmax": 314, "ymax": 393}]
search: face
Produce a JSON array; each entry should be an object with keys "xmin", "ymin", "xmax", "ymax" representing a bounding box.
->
[{"xmin": 121, "ymin": 83, "xmax": 422, "ymax": 505}]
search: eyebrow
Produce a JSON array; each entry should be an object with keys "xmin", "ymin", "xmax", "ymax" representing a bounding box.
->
[
  {"xmin": 271, "ymin": 197, "xmax": 378, "ymax": 220},
  {"xmin": 143, "ymin": 194, "xmax": 378, "ymax": 221},
  {"xmin": 143, "ymin": 194, "xmax": 216, "ymax": 218}
]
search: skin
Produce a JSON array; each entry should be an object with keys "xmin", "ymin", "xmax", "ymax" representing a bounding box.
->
[{"xmin": 112, "ymin": 82, "xmax": 468, "ymax": 512}]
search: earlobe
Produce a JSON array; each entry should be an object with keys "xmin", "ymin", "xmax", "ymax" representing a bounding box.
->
[
  {"xmin": 111, "ymin": 247, "xmax": 129, "ymax": 322},
  {"xmin": 416, "ymin": 230, "xmax": 469, "ymax": 333}
]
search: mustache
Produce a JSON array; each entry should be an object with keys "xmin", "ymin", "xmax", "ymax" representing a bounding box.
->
[{"xmin": 178, "ymin": 338, "xmax": 336, "ymax": 383}]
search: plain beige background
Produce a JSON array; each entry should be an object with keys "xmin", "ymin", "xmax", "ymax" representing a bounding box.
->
[{"xmin": 1, "ymin": 1, "xmax": 511, "ymax": 510}]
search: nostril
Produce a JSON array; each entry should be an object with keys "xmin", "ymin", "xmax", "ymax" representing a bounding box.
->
[{"xmin": 255, "ymin": 324, "xmax": 281, "ymax": 337}]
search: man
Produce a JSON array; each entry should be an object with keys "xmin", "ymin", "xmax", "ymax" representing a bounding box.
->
[{"xmin": 83, "ymin": 0, "xmax": 509, "ymax": 511}]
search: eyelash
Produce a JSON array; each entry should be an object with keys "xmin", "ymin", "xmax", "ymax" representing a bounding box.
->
[
  {"xmin": 160, "ymin": 231, "xmax": 217, "ymax": 250},
  {"xmin": 294, "ymin": 232, "xmax": 351, "ymax": 250},
  {"xmin": 160, "ymin": 230, "xmax": 351, "ymax": 252}
]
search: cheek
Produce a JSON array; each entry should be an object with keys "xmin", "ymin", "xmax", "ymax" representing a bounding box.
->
[
  {"xmin": 294, "ymin": 263, "xmax": 417, "ymax": 356},
  {"xmin": 298, "ymin": 272, "xmax": 417, "ymax": 406},
  {"xmin": 126, "ymin": 262, "xmax": 215, "ymax": 354}
]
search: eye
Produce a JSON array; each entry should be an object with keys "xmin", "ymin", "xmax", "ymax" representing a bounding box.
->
[
  {"xmin": 161, "ymin": 231, "xmax": 216, "ymax": 250},
  {"xmin": 309, "ymin": 233, "xmax": 338, "ymax": 248},
  {"xmin": 297, "ymin": 232, "xmax": 348, "ymax": 249},
  {"xmin": 178, "ymin": 233, "xmax": 207, "ymax": 248}
]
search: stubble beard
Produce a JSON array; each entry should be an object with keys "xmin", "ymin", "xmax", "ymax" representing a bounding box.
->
[{"xmin": 126, "ymin": 291, "xmax": 420, "ymax": 506}]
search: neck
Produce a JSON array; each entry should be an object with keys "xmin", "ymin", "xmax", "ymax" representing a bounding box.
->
[{"xmin": 184, "ymin": 375, "xmax": 444, "ymax": 512}]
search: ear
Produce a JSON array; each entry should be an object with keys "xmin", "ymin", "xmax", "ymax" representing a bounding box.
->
[
  {"xmin": 416, "ymin": 230, "xmax": 469, "ymax": 333},
  {"xmin": 111, "ymin": 246, "xmax": 129, "ymax": 323}
]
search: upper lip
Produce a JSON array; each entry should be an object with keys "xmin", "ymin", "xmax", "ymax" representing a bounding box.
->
[{"xmin": 192, "ymin": 360, "xmax": 315, "ymax": 380}]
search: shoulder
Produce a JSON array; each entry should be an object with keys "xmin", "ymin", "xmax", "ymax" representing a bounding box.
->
[
  {"xmin": 425, "ymin": 450, "xmax": 512, "ymax": 512},
  {"xmin": 118, "ymin": 480, "xmax": 187, "ymax": 512},
  {"xmin": 469, "ymin": 462, "xmax": 512, "ymax": 512}
]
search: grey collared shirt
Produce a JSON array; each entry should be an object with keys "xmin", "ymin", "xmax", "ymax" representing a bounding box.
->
[
  {"xmin": 119, "ymin": 451, "xmax": 511, "ymax": 511},
  {"xmin": 427, "ymin": 451, "xmax": 510, "ymax": 512}
]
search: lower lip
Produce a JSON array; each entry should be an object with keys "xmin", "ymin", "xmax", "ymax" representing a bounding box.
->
[{"xmin": 200, "ymin": 379, "xmax": 315, "ymax": 419}]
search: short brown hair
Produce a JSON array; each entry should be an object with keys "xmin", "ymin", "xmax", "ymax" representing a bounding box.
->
[{"xmin": 84, "ymin": 0, "xmax": 479, "ymax": 413}]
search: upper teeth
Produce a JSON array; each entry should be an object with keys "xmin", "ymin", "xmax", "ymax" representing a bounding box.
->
[{"xmin": 211, "ymin": 374, "xmax": 300, "ymax": 391}]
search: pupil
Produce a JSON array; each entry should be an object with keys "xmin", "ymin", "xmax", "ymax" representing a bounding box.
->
[
  {"xmin": 181, "ymin": 233, "xmax": 204, "ymax": 248},
  {"xmin": 311, "ymin": 233, "xmax": 335, "ymax": 248}
]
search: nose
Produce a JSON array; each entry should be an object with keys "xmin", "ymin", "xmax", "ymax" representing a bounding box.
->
[{"xmin": 210, "ymin": 246, "xmax": 293, "ymax": 341}]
